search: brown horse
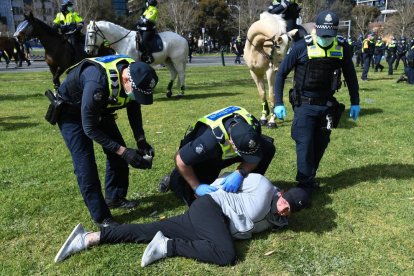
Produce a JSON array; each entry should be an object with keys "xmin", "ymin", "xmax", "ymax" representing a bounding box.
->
[
  {"xmin": 14, "ymin": 13, "xmax": 87, "ymax": 88},
  {"xmin": 0, "ymin": 37, "xmax": 30, "ymax": 68}
]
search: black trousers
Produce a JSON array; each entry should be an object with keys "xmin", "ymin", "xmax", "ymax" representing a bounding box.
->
[
  {"xmin": 169, "ymin": 136, "xmax": 275, "ymax": 205},
  {"xmin": 100, "ymin": 195, "xmax": 236, "ymax": 266}
]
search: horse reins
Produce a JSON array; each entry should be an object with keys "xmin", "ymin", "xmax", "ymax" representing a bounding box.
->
[
  {"xmin": 246, "ymin": 35, "xmax": 281, "ymax": 65},
  {"xmin": 88, "ymin": 22, "xmax": 132, "ymax": 50}
]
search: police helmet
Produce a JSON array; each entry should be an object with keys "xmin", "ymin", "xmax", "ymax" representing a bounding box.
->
[{"xmin": 147, "ymin": 0, "xmax": 158, "ymax": 6}]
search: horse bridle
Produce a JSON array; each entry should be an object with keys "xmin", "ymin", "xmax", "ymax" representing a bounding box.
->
[
  {"xmin": 86, "ymin": 21, "xmax": 132, "ymax": 53},
  {"xmin": 246, "ymin": 35, "xmax": 287, "ymax": 65}
]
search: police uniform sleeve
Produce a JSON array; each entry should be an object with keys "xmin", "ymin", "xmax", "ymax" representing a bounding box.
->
[
  {"xmin": 274, "ymin": 40, "xmax": 306, "ymax": 106},
  {"xmin": 80, "ymin": 66, "xmax": 121, "ymax": 152},
  {"xmin": 126, "ymin": 101, "xmax": 145, "ymax": 142},
  {"xmin": 341, "ymin": 43, "xmax": 360, "ymax": 105},
  {"xmin": 179, "ymin": 128, "xmax": 221, "ymax": 166}
]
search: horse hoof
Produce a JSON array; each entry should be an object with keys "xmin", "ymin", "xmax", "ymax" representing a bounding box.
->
[
  {"xmin": 267, "ymin": 122, "xmax": 277, "ymax": 129},
  {"xmin": 259, "ymin": 119, "xmax": 268, "ymax": 126},
  {"xmin": 166, "ymin": 91, "xmax": 172, "ymax": 98}
]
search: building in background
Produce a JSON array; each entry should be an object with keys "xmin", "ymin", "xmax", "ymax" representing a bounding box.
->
[
  {"xmin": 0, "ymin": 0, "xmax": 54, "ymax": 36},
  {"xmin": 112, "ymin": 0, "xmax": 128, "ymax": 16}
]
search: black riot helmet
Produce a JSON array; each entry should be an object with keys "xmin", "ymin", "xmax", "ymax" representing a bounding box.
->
[{"xmin": 147, "ymin": 0, "xmax": 158, "ymax": 7}]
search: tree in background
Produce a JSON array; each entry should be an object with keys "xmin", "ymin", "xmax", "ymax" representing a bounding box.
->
[
  {"xmin": 384, "ymin": 0, "xmax": 414, "ymax": 38},
  {"xmin": 351, "ymin": 5, "xmax": 381, "ymax": 37},
  {"xmin": 195, "ymin": 0, "xmax": 231, "ymax": 47},
  {"xmin": 157, "ymin": 0, "xmax": 197, "ymax": 35},
  {"xmin": 227, "ymin": 0, "xmax": 268, "ymax": 38}
]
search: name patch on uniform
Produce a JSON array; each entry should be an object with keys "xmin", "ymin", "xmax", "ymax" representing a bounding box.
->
[
  {"xmin": 95, "ymin": 54, "xmax": 130, "ymax": 63},
  {"xmin": 207, "ymin": 106, "xmax": 241, "ymax": 121},
  {"xmin": 330, "ymin": 51, "xmax": 343, "ymax": 57}
]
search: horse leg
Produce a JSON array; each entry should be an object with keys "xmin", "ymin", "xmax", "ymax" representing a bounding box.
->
[
  {"xmin": 266, "ymin": 68, "xmax": 277, "ymax": 129},
  {"xmin": 50, "ymin": 66, "xmax": 62, "ymax": 90},
  {"xmin": 164, "ymin": 60, "xmax": 178, "ymax": 98},
  {"xmin": 171, "ymin": 58, "xmax": 186, "ymax": 96},
  {"xmin": 249, "ymin": 70, "xmax": 268, "ymax": 125}
]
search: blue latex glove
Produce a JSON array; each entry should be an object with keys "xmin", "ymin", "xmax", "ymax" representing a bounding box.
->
[
  {"xmin": 349, "ymin": 105, "xmax": 360, "ymax": 121},
  {"xmin": 195, "ymin": 184, "xmax": 217, "ymax": 197},
  {"xmin": 274, "ymin": 105, "xmax": 287, "ymax": 120},
  {"xmin": 221, "ymin": 171, "xmax": 244, "ymax": 193}
]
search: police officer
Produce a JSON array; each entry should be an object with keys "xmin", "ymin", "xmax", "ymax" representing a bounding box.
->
[
  {"xmin": 136, "ymin": 0, "xmax": 158, "ymax": 64},
  {"xmin": 233, "ymin": 36, "xmax": 243, "ymax": 64},
  {"xmin": 55, "ymin": 55, "xmax": 158, "ymax": 227},
  {"xmin": 159, "ymin": 106, "xmax": 276, "ymax": 206},
  {"xmin": 361, "ymin": 33, "xmax": 375, "ymax": 80},
  {"xmin": 354, "ymin": 35, "xmax": 363, "ymax": 67},
  {"xmin": 406, "ymin": 45, "xmax": 414, "ymax": 84},
  {"xmin": 394, "ymin": 37, "xmax": 408, "ymax": 70},
  {"xmin": 386, "ymin": 37, "xmax": 397, "ymax": 75},
  {"xmin": 374, "ymin": 36, "xmax": 385, "ymax": 72},
  {"xmin": 273, "ymin": 11, "xmax": 360, "ymax": 193},
  {"xmin": 53, "ymin": 0, "xmax": 84, "ymax": 54},
  {"xmin": 267, "ymin": 0, "xmax": 303, "ymax": 41}
]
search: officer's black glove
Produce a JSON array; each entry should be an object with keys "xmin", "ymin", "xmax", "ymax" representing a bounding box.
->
[
  {"xmin": 121, "ymin": 148, "xmax": 151, "ymax": 169},
  {"xmin": 137, "ymin": 138, "xmax": 155, "ymax": 158}
]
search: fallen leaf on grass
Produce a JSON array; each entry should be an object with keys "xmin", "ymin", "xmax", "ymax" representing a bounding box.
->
[{"xmin": 264, "ymin": 250, "xmax": 275, "ymax": 256}]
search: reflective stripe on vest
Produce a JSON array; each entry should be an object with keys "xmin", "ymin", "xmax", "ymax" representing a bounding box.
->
[
  {"xmin": 307, "ymin": 35, "xmax": 343, "ymax": 60},
  {"xmin": 66, "ymin": 55, "xmax": 135, "ymax": 109},
  {"xmin": 197, "ymin": 106, "xmax": 255, "ymax": 160}
]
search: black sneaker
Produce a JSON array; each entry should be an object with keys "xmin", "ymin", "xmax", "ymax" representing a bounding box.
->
[
  {"xmin": 95, "ymin": 217, "xmax": 120, "ymax": 228},
  {"xmin": 106, "ymin": 198, "xmax": 139, "ymax": 209},
  {"xmin": 159, "ymin": 175, "xmax": 170, "ymax": 193}
]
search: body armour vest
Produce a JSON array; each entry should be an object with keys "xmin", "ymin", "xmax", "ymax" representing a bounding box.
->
[
  {"xmin": 294, "ymin": 34, "xmax": 344, "ymax": 93},
  {"xmin": 196, "ymin": 106, "xmax": 259, "ymax": 160},
  {"xmin": 65, "ymin": 55, "xmax": 135, "ymax": 109}
]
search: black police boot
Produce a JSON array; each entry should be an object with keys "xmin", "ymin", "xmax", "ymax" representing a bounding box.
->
[
  {"xmin": 105, "ymin": 198, "xmax": 139, "ymax": 209},
  {"xmin": 159, "ymin": 175, "xmax": 170, "ymax": 193},
  {"xmin": 396, "ymin": 75, "xmax": 407, "ymax": 83},
  {"xmin": 94, "ymin": 217, "xmax": 120, "ymax": 228}
]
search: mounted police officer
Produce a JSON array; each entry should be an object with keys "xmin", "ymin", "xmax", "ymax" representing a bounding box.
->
[
  {"xmin": 361, "ymin": 33, "xmax": 375, "ymax": 80},
  {"xmin": 49, "ymin": 55, "xmax": 158, "ymax": 227},
  {"xmin": 267, "ymin": 0, "xmax": 303, "ymax": 41},
  {"xmin": 374, "ymin": 36, "xmax": 385, "ymax": 72},
  {"xmin": 53, "ymin": 0, "xmax": 84, "ymax": 55},
  {"xmin": 158, "ymin": 106, "xmax": 276, "ymax": 206},
  {"xmin": 386, "ymin": 37, "xmax": 397, "ymax": 75},
  {"xmin": 273, "ymin": 11, "xmax": 360, "ymax": 193},
  {"xmin": 136, "ymin": 0, "xmax": 158, "ymax": 64}
]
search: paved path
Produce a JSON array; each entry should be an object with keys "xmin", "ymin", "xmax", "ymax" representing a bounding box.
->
[{"xmin": 0, "ymin": 55, "xmax": 245, "ymax": 74}]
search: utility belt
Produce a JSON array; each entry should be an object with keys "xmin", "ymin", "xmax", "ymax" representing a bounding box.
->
[
  {"xmin": 44, "ymin": 90, "xmax": 65, "ymax": 125},
  {"xmin": 289, "ymin": 88, "xmax": 345, "ymax": 131}
]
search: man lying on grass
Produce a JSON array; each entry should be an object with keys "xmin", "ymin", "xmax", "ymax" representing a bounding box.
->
[{"xmin": 54, "ymin": 173, "xmax": 310, "ymax": 267}]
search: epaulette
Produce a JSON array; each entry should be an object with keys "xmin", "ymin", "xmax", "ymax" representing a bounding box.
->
[
  {"xmin": 337, "ymin": 35, "xmax": 345, "ymax": 45},
  {"xmin": 305, "ymin": 34, "xmax": 313, "ymax": 45}
]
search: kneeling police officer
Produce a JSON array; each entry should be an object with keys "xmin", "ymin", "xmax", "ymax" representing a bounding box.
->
[
  {"xmin": 47, "ymin": 55, "xmax": 158, "ymax": 227},
  {"xmin": 159, "ymin": 106, "xmax": 276, "ymax": 206},
  {"xmin": 274, "ymin": 11, "xmax": 360, "ymax": 193}
]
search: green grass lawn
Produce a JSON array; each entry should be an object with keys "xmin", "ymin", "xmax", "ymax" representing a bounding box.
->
[{"xmin": 0, "ymin": 65, "xmax": 413, "ymax": 275}]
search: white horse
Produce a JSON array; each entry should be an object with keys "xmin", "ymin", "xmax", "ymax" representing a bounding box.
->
[
  {"xmin": 243, "ymin": 13, "xmax": 297, "ymax": 128},
  {"xmin": 85, "ymin": 20, "xmax": 189, "ymax": 97}
]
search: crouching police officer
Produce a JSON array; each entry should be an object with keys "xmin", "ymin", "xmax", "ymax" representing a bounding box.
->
[
  {"xmin": 159, "ymin": 106, "xmax": 276, "ymax": 206},
  {"xmin": 47, "ymin": 55, "xmax": 158, "ymax": 227},
  {"xmin": 273, "ymin": 11, "xmax": 360, "ymax": 193}
]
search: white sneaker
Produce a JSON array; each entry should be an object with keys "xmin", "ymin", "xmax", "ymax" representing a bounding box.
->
[
  {"xmin": 141, "ymin": 231, "xmax": 169, "ymax": 267},
  {"xmin": 54, "ymin": 223, "xmax": 88, "ymax": 263}
]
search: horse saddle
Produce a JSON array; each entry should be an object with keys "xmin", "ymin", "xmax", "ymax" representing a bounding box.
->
[{"xmin": 136, "ymin": 32, "xmax": 164, "ymax": 53}]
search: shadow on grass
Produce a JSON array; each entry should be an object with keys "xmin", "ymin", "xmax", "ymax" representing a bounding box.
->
[
  {"xmin": 0, "ymin": 116, "xmax": 39, "ymax": 131},
  {"xmin": 115, "ymin": 192, "xmax": 183, "ymax": 223},
  {"xmin": 0, "ymin": 93, "xmax": 43, "ymax": 101},
  {"xmin": 337, "ymin": 107, "xmax": 383, "ymax": 129},
  {"xmin": 287, "ymin": 163, "xmax": 414, "ymax": 234},
  {"xmin": 155, "ymin": 92, "xmax": 238, "ymax": 102}
]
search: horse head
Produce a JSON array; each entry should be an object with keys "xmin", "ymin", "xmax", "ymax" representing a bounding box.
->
[
  {"xmin": 14, "ymin": 13, "xmax": 35, "ymax": 43},
  {"xmin": 85, "ymin": 20, "xmax": 105, "ymax": 55}
]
